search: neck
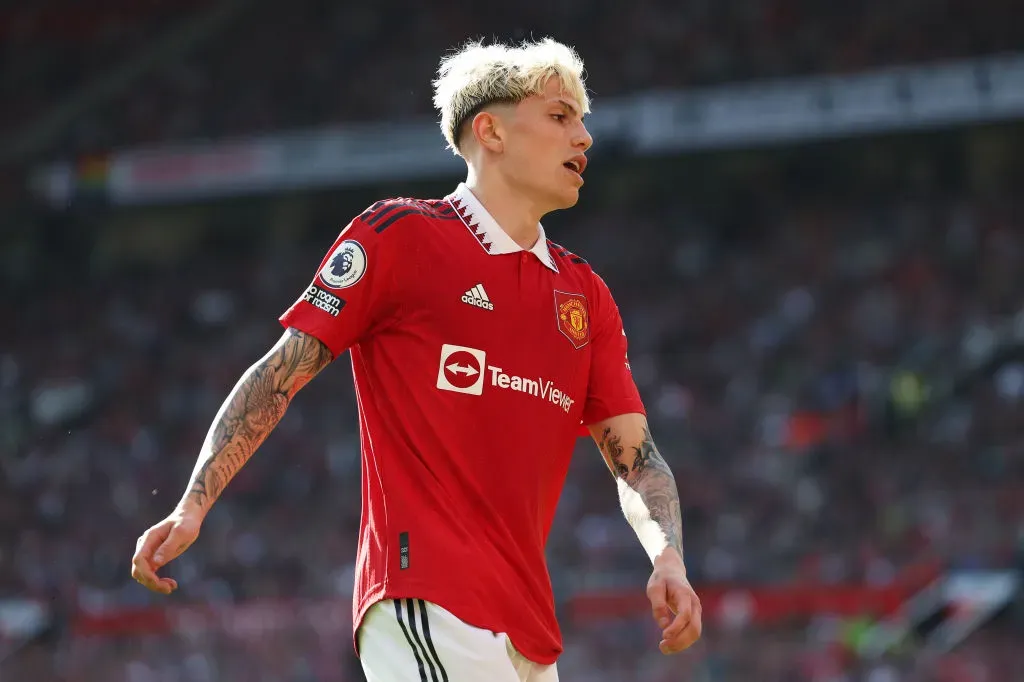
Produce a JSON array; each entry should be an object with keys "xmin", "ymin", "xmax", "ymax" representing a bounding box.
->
[{"xmin": 464, "ymin": 168, "xmax": 544, "ymax": 250}]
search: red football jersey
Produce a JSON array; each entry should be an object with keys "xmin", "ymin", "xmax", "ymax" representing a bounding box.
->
[{"xmin": 279, "ymin": 183, "xmax": 645, "ymax": 665}]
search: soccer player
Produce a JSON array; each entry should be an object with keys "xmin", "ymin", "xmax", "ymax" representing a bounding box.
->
[{"xmin": 131, "ymin": 37, "xmax": 701, "ymax": 681}]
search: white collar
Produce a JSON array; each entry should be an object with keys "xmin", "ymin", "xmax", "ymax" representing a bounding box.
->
[{"xmin": 447, "ymin": 183, "xmax": 558, "ymax": 272}]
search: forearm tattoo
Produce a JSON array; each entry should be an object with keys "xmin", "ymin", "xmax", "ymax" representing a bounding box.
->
[
  {"xmin": 186, "ymin": 329, "xmax": 332, "ymax": 510},
  {"xmin": 598, "ymin": 426, "xmax": 684, "ymax": 561}
]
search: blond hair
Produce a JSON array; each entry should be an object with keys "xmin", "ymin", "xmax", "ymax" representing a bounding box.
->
[{"xmin": 432, "ymin": 37, "xmax": 591, "ymax": 156}]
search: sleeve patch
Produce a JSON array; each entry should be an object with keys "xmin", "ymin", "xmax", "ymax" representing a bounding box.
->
[{"xmin": 318, "ymin": 239, "xmax": 367, "ymax": 290}]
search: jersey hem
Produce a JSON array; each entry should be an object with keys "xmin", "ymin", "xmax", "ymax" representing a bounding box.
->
[
  {"xmin": 351, "ymin": 581, "xmax": 561, "ymax": 667},
  {"xmin": 279, "ymin": 314, "xmax": 344, "ymax": 360}
]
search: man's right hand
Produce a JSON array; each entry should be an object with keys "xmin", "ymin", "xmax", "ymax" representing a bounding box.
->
[{"xmin": 131, "ymin": 507, "xmax": 203, "ymax": 595}]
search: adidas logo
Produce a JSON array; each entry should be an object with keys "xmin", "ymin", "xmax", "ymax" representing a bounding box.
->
[{"xmin": 461, "ymin": 284, "xmax": 493, "ymax": 311}]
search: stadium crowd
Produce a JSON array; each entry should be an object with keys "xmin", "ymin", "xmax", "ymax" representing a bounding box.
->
[
  {"xmin": 3, "ymin": 134, "xmax": 1023, "ymax": 679},
  {"xmin": 4, "ymin": 0, "xmax": 1024, "ymax": 677},
  {"xmin": 4, "ymin": 0, "xmax": 1024, "ymax": 157}
]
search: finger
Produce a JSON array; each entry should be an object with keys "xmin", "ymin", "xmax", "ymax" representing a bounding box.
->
[
  {"xmin": 153, "ymin": 529, "xmax": 191, "ymax": 568},
  {"xmin": 662, "ymin": 590, "xmax": 695, "ymax": 639},
  {"xmin": 646, "ymin": 582, "xmax": 672, "ymax": 630},
  {"xmin": 133, "ymin": 525, "xmax": 169, "ymax": 566},
  {"xmin": 131, "ymin": 552, "xmax": 171, "ymax": 591},
  {"xmin": 131, "ymin": 558, "xmax": 165, "ymax": 593},
  {"xmin": 151, "ymin": 579, "xmax": 175, "ymax": 595},
  {"xmin": 131, "ymin": 527, "xmax": 170, "ymax": 588},
  {"xmin": 660, "ymin": 619, "xmax": 702, "ymax": 654},
  {"xmin": 131, "ymin": 547, "xmax": 158, "ymax": 584},
  {"xmin": 132, "ymin": 564, "xmax": 176, "ymax": 595},
  {"xmin": 663, "ymin": 608, "xmax": 691, "ymax": 641},
  {"xmin": 667, "ymin": 581, "xmax": 700, "ymax": 634},
  {"xmin": 154, "ymin": 577, "xmax": 178, "ymax": 594},
  {"xmin": 661, "ymin": 603, "xmax": 702, "ymax": 654}
]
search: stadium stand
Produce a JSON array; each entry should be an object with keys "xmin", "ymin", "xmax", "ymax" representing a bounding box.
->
[
  {"xmin": 2, "ymin": 2, "xmax": 1023, "ymax": 680},
  {"xmin": 3, "ymin": 127, "xmax": 1023, "ymax": 679},
  {"xmin": 2, "ymin": 0, "xmax": 1023, "ymax": 157}
]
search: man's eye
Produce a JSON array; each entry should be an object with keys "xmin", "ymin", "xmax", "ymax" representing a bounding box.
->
[{"xmin": 551, "ymin": 114, "xmax": 565, "ymax": 121}]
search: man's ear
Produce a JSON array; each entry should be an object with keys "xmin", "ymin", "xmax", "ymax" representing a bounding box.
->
[{"xmin": 470, "ymin": 105, "xmax": 512, "ymax": 153}]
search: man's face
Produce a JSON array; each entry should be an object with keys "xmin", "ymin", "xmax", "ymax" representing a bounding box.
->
[{"xmin": 497, "ymin": 77, "xmax": 593, "ymax": 212}]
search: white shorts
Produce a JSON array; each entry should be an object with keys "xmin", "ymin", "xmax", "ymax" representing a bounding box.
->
[{"xmin": 358, "ymin": 599, "xmax": 559, "ymax": 682}]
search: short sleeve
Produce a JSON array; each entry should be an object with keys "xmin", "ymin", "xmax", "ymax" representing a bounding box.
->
[
  {"xmin": 581, "ymin": 274, "xmax": 646, "ymax": 425},
  {"xmin": 279, "ymin": 215, "xmax": 397, "ymax": 358}
]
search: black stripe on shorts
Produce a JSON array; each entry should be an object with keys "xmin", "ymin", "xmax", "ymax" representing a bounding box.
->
[
  {"xmin": 405, "ymin": 599, "xmax": 441, "ymax": 682},
  {"xmin": 417, "ymin": 599, "xmax": 449, "ymax": 682},
  {"xmin": 394, "ymin": 599, "xmax": 428, "ymax": 682}
]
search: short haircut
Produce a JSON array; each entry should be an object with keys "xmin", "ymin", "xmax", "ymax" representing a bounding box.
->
[{"xmin": 432, "ymin": 37, "xmax": 591, "ymax": 156}]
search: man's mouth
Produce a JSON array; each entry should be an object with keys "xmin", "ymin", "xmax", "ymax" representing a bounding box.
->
[{"xmin": 563, "ymin": 155, "xmax": 587, "ymax": 175}]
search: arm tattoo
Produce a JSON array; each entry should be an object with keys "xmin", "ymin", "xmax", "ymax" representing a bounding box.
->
[
  {"xmin": 598, "ymin": 425, "xmax": 684, "ymax": 562},
  {"xmin": 185, "ymin": 329, "xmax": 332, "ymax": 511},
  {"xmin": 598, "ymin": 428, "xmax": 629, "ymax": 478}
]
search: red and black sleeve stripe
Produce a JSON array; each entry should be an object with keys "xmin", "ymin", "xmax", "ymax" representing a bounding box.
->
[
  {"xmin": 360, "ymin": 199, "xmax": 459, "ymax": 234},
  {"xmin": 548, "ymin": 240, "xmax": 588, "ymax": 265}
]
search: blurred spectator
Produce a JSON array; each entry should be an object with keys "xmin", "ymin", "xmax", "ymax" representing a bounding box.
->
[
  {"xmin": 2, "ymin": 124, "xmax": 1023, "ymax": 679},
  {"xmin": 3, "ymin": 0, "xmax": 1024, "ymax": 157}
]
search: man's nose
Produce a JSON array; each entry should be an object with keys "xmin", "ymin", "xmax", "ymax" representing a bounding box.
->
[{"xmin": 573, "ymin": 122, "xmax": 593, "ymax": 152}]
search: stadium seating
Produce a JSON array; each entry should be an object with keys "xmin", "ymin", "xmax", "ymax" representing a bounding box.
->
[
  {"xmin": 3, "ymin": 139, "xmax": 1023, "ymax": 678},
  {"xmin": 4, "ymin": 0, "xmax": 1022, "ymax": 156},
  {"xmin": 2, "ymin": 2, "xmax": 1023, "ymax": 679}
]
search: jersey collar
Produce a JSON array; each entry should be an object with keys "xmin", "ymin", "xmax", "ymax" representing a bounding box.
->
[{"xmin": 447, "ymin": 183, "xmax": 558, "ymax": 273}]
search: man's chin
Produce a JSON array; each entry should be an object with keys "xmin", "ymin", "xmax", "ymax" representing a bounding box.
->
[
  {"xmin": 530, "ymin": 184, "xmax": 581, "ymax": 214},
  {"xmin": 554, "ymin": 186, "xmax": 581, "ymax": 209}
]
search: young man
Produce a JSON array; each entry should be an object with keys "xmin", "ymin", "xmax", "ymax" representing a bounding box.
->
[{"xmin": 131, "ymin": 37, "xmax": 701, "ymax": 681}]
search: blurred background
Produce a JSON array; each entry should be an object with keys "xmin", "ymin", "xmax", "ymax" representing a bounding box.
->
[{"xmin": 2, "ymin": 0, "xmax": 1024, "ymax": 680}]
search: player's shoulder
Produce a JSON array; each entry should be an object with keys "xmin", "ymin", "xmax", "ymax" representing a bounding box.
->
[
  {"xmin": 353, "ymin": 196, "xmax": 460, "ymax": 235},
  {"xmin": 548, "ymin": 239, "xmax": 617, "ymax": 297},
  {"xmin": 547, "ymin": 239, "xmax": 594, "ymax": 276}
]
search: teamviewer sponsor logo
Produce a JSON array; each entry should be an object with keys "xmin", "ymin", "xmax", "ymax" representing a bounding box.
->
[
  {"xmin": 437, "ymin": 344, "xmax": 487, "ymax": 395},
  {"xmin": 436, "ymin": 344, "xmax": 575, "ymax": 413},
  {"xmin": 487, "ymin": 367, "xmax": 574, "ymax": 413}
]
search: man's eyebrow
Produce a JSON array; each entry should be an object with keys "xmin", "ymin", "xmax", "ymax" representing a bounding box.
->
[{"xmin": 553, "ymin": 98, "xmax": 582, "ymax": 118}]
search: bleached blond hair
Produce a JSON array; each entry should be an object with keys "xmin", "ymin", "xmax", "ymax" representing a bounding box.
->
[{"xmin": 432, "ymin": 37, "xmax": 591, "ymax": 156}]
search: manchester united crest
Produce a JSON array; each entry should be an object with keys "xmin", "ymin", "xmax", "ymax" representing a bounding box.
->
[{"xmin": 554, "ymin": 290, "xmax": 590, "ymax": 349}]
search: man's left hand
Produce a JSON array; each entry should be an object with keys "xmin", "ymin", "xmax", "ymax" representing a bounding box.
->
[{"xmin": 646, "ymin": 555, "xmax": 702, "ymax": 654}]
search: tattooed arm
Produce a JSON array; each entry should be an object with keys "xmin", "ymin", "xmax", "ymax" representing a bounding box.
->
[
  {"xmin": 180, "ymin": 327, "xmax": 333, "ymax": 513},
  {"xmin": 131, "ymin": 328, "xmax": 333, "ymax": 594},
  {"xmin": 589, "ymin": 413, "xmax": 684, "ymax": 565},
  {"xmin": 588, "ymin": 412, "xmax": 702, "ymax": 654}
]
